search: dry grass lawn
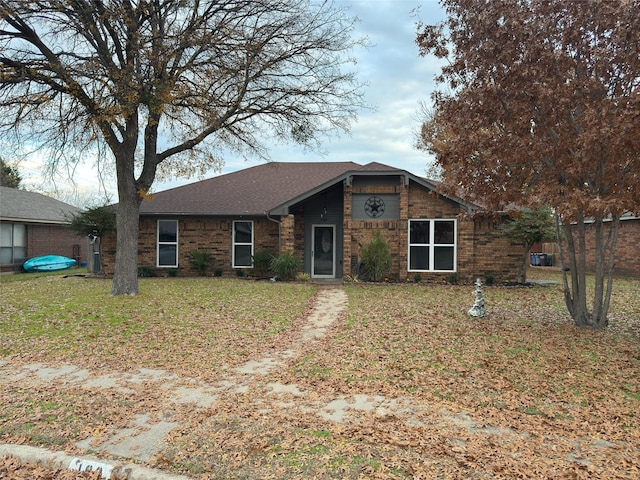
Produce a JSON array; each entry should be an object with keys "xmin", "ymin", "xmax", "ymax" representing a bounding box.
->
[{"xmin": 1, "ymin": 268, "xmax": 638, "ymax": 478}]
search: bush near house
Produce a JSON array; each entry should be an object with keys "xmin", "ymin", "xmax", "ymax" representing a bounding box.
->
[
  {"xmin": 360, "ymin": 229, "xmax": 392, "ymax": 281},
  {"xmin": 269, "ymin": 251, "xmax": 300, "ymax": 281},
  {"xmin": 190, "ymin": 250, "xmax": 213, "ymax": 276}
]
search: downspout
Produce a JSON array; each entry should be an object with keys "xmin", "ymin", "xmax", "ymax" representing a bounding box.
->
[{"xmin": 266, "ymin": 211, "xmax": 282, "ymax": 255}]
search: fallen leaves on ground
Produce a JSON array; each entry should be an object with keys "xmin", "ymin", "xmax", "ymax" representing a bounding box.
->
[
  {"xmin": 1, "ymin": 272, "xmax": 638, "ymax": 479},
  {"xmin": 0, "ymin": 455, "xmax": 100, "ymax": 480}
]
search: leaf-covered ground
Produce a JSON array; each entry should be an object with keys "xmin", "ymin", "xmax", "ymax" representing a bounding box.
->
[
  {"xmin": 1, "ymin": 270, "xmax": 638, "ymax": 479},
  {"xmin": 0, "ymin": 455, "xmax": 100, "ymax": 480}
]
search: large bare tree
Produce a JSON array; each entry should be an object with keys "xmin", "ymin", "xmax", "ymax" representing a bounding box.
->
[
  {"xmin": 0, "ymin": 0, "xmax": 365, "ymax": 295},
  {"xmin": 417, "ymin": 0, "xmax": 640, "ymax": 328}
]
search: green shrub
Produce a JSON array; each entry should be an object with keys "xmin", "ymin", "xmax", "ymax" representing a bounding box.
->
[
  {"xmin": 269, "ymin": 251, "xmax": 300, "ymax": 281},
  {"xmin": 360, "ymin": 230, "xmax": 392, "ymax": 282},
  {"xmin": 166, "ymin": 268, "xmax": 178, "ymax": 277},
  {"xmin": 447, "ymin": 273, "xmax": 459, "ymax": 284},
  {"xmin": 138, "ymin": 266, "xmax": 155, "ymax": 277},
  {"xmin": 190, "ymin": 250, "xmax": 212, "ymax": 276},
  {"xmin": 214, "ymin": 269, "xmax": 223, "ymax": 277},
  {"xmin": 296, "ymin": 272, "xmax": 311, "ymax": 282},
  {"xmin": 252, "ymin": 249, "xmax": 273, "ymax": 277}
]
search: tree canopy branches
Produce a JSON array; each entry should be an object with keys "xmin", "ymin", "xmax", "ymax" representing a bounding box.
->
[
  {"xmin": 418, "ymin": 0, "xmax": 639, "ymax": 219},
  {"xmin": 1, "ymin": 0, "xmax": 366, "ymax": 294},
  {"xmin": 1, "ymin": 1, "xmax": 365, "ymax": 174},
  {"xmin": 417, "ymin": 0, "xmax": 639, "ymax": 328}
]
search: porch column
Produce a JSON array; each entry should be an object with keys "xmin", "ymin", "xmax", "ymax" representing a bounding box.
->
[
  {"xmin": 280, "ymin": 214, "xmax": 295, "ymax": 254},
  {"xmin": 343, "ymin": 182, "xmax": 353, "ymax": 278},
  {"xmin": 398, "ymin": 181, "xmax": 409, "ymax": 276}
]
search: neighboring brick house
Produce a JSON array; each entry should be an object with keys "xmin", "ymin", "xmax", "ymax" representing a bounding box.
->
[
  {"xmin": 101, "ymin": 162, "xmax": 522, "ymax": 282},
  {"xmin": 582, "ymin": 214, "xmax": 640, "ymax": 277},
  {"xmin": 0, "ymin": 186, "xmax": 87, "ymax": 273}
]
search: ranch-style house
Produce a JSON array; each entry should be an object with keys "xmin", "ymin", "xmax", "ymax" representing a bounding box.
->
[{"xmin": 101, "ymin": 161, "xmax": 523, "ymax": 282}]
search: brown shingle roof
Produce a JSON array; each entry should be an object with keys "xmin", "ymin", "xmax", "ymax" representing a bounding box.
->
[
  {"xmin": 140, "ymin": 161, "xmax": 398, "ymax": 216},
  {"xmin": 139, "ymin": 161, "xmax": 481, "ymax": 216}
]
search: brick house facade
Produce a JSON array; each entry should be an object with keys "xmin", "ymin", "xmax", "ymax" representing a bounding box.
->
[
  {"xmin": 581, "ymin": 215, "xmax": 640, "ymax": 277},
  {"xmin": 0, "ymin": 186, "xmax": 87, "ymax": 273},
  {"xmin": 101, "ymin": 162, "xmax": 522, "ymax": 282}
]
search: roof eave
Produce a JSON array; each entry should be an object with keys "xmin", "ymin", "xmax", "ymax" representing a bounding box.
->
[
  {"xmin": 139, "ymin": 211, "xmax": 268, "ymax": 217},
  {"xmin": 0, "ymin": 216, "xmax": 72, "ymax": 225},
  {"xmin": 268, "ymin": 172, "xmax": 354, "ymax": 215},
  {"xmin": 268, "ymin": 168, "xmax": 482, "ymax": 216}
]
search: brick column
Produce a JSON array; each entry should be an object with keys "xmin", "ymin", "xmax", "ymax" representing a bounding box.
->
[
  {"xmin": 398, "ymin": 180, "xmax": 409, "ymax": 277},
  {"xmin": 280, "ymin": 214, "xmax": 295, "ymax": 254},
  {"xmin": 342, "ymin": 183, "xmax": 353, "ymax": 277}
]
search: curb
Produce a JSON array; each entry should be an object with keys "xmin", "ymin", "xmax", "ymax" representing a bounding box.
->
[{"xmin": 0, "ymin": 444, "xmax": 192, "ymax": 480}]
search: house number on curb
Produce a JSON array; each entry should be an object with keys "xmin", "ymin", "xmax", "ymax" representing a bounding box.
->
[{"xmin": 69, "ymin": 458, "xmax": 114, "ymax": 479}]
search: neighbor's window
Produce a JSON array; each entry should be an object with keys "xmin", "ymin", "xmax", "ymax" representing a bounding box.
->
[
  {"xmin": 233, "ymin": 221, "xmax": 253, "ymax": 268},
  {"xmin": 0, "ymin": 223, "xmax": 26, "ymax": 265},
  {"xmin": 157, "ymin": 220, "xmax": 178, "ymax": 267},
  {"xmin": 408, "ymin": 219, "xmax": 456, "ymax": 272}
]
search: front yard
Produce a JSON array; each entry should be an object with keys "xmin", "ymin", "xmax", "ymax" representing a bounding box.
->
[{"xmin": 1, "ymin": 270, "xmax": 638, "ymax": 478}]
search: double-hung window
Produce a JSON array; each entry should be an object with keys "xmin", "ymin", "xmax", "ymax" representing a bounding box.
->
[
  {"xmin": 157, "ymin": 220, "xmax": 178, "ymax": 267},
  {"xmin": 233, "ymin": 221, "xmax": 253, "ymax": 268},
  {"xmin": 0, "ymin": 223, "xmax": 26, "ymax": 265},
  {"xmin": 408, "ymin": 219, "xmax": 456, "ymax": 272}
]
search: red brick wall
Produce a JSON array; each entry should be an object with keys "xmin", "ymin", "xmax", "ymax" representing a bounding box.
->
[
  {"xmin": 1, "ymin": 222, "xmax": 87, "ymax": 272},
  {"xmin": 348, "ymin": 219, "xmax": 407, "ymax": 280},
  {"xmin": 281, "ymin": 215, "xmax": 295, "ymax": 253},
  {"xmin": 580, "ymin": 218, "xmax": 640, "ymax": 277},
  {"xmin": 100, "ymin": 184, "xmax": 523, "ymax": 283},
  {"xmin": 344, "ymin": 183, "xmax": 522, "ymax": 283},
  {"xmin": 469, "ymin": 216, "xmax": 523, "ymax": 283},
  {"xmin": 28, "ymin": 224, "xmax": 86, "ymax": 267},
  {"xmin": 102, "ymin": 217, "xmax": 279, "ymax": 277}
]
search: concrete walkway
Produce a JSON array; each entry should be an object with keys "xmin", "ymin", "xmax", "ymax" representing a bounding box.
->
[
  {"xmin": 2, "ymin": 288, "xmax": 369, "ymax": 478},
  {"xmin": 1, "ymin": 285, "xmax": 610, "ymax": 478}
]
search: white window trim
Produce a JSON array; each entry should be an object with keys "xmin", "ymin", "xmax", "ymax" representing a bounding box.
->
[
  {"xmin": 408, "ymin": 219, "xmax": 457, "ymax": 272},
  {"xmin": 0, "ymin": 223, "xmax": 27, "ymax": 265},
  {"xmin": 232, "ymin": 220, "xmax": 254, "ymax": 268},
  {"xmin": 157, "ymin": 219, "xmax": 178, "ymax": 268}
]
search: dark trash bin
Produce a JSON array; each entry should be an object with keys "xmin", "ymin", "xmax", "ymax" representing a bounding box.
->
[{"xmin": 538, "ymin": 253, "xmax": 548, "ymax": 266}]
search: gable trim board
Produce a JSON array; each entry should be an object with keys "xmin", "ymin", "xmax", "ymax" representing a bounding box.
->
[{"xmin": 101, "ymin": 162, "xmax": 522, "ymax": 282}]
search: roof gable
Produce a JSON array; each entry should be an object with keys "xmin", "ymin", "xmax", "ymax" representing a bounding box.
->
[
  {"xmin": 0, "ymin": 187, "xmax": 81, "ymax": 224},
  {"xmin": 140, "ymin": 162, "xmax": 363, "ymax": 215},
  {"xmin": 139, "ymin": 161, "xmax": 477, "ymax": 216}
]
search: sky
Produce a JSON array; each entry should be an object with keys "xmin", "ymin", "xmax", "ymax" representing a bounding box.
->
[{"xmin": 9, "ymin": 0, "xmax": 447, "ymax": 207}]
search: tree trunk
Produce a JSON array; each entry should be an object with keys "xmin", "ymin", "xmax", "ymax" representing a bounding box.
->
[
  {"xmin": 110, "ymin": 146, "xmax": 142, "ymax": 296},
  {"xmin": 517, "ymin": 242, "xmax": 532, "ymax": 284},
  {"xmin": 556, "ymin": 211, "xmax": 619, "ymax": 329},
  {"xmin": 110, "ymin": 191, "xmax": 141, "ymax": 296}
]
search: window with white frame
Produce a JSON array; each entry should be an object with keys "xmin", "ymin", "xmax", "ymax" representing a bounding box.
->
[
  {"xmin": 0, "ymin": 223, "xmax": 26, "ymax": 265},
  {"xmin": 233, "ymin": 220, "xmax": 253, "ymax": 268},
  {"xmin": 157, "ymin": 220, "xmax": 178, "ymax": 267},
  {"xmin": 408, "ymin": 219, "xmax": 456, "ymax": 272}
]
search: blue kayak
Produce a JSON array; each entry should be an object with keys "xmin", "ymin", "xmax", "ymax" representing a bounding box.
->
[{"xmin": 23, "ymin": 255, "xmax": 77, "ymax": 272}]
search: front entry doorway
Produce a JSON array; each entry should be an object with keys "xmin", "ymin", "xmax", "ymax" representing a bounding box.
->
[{"xmin": 312, "ymin": 225, "xmax": 335, "ymax": 278}]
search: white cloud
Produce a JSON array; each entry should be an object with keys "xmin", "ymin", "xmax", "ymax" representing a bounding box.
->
[{"xmin": 9, "ymin": 0, "xmax": 446, "ymax": 202}]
